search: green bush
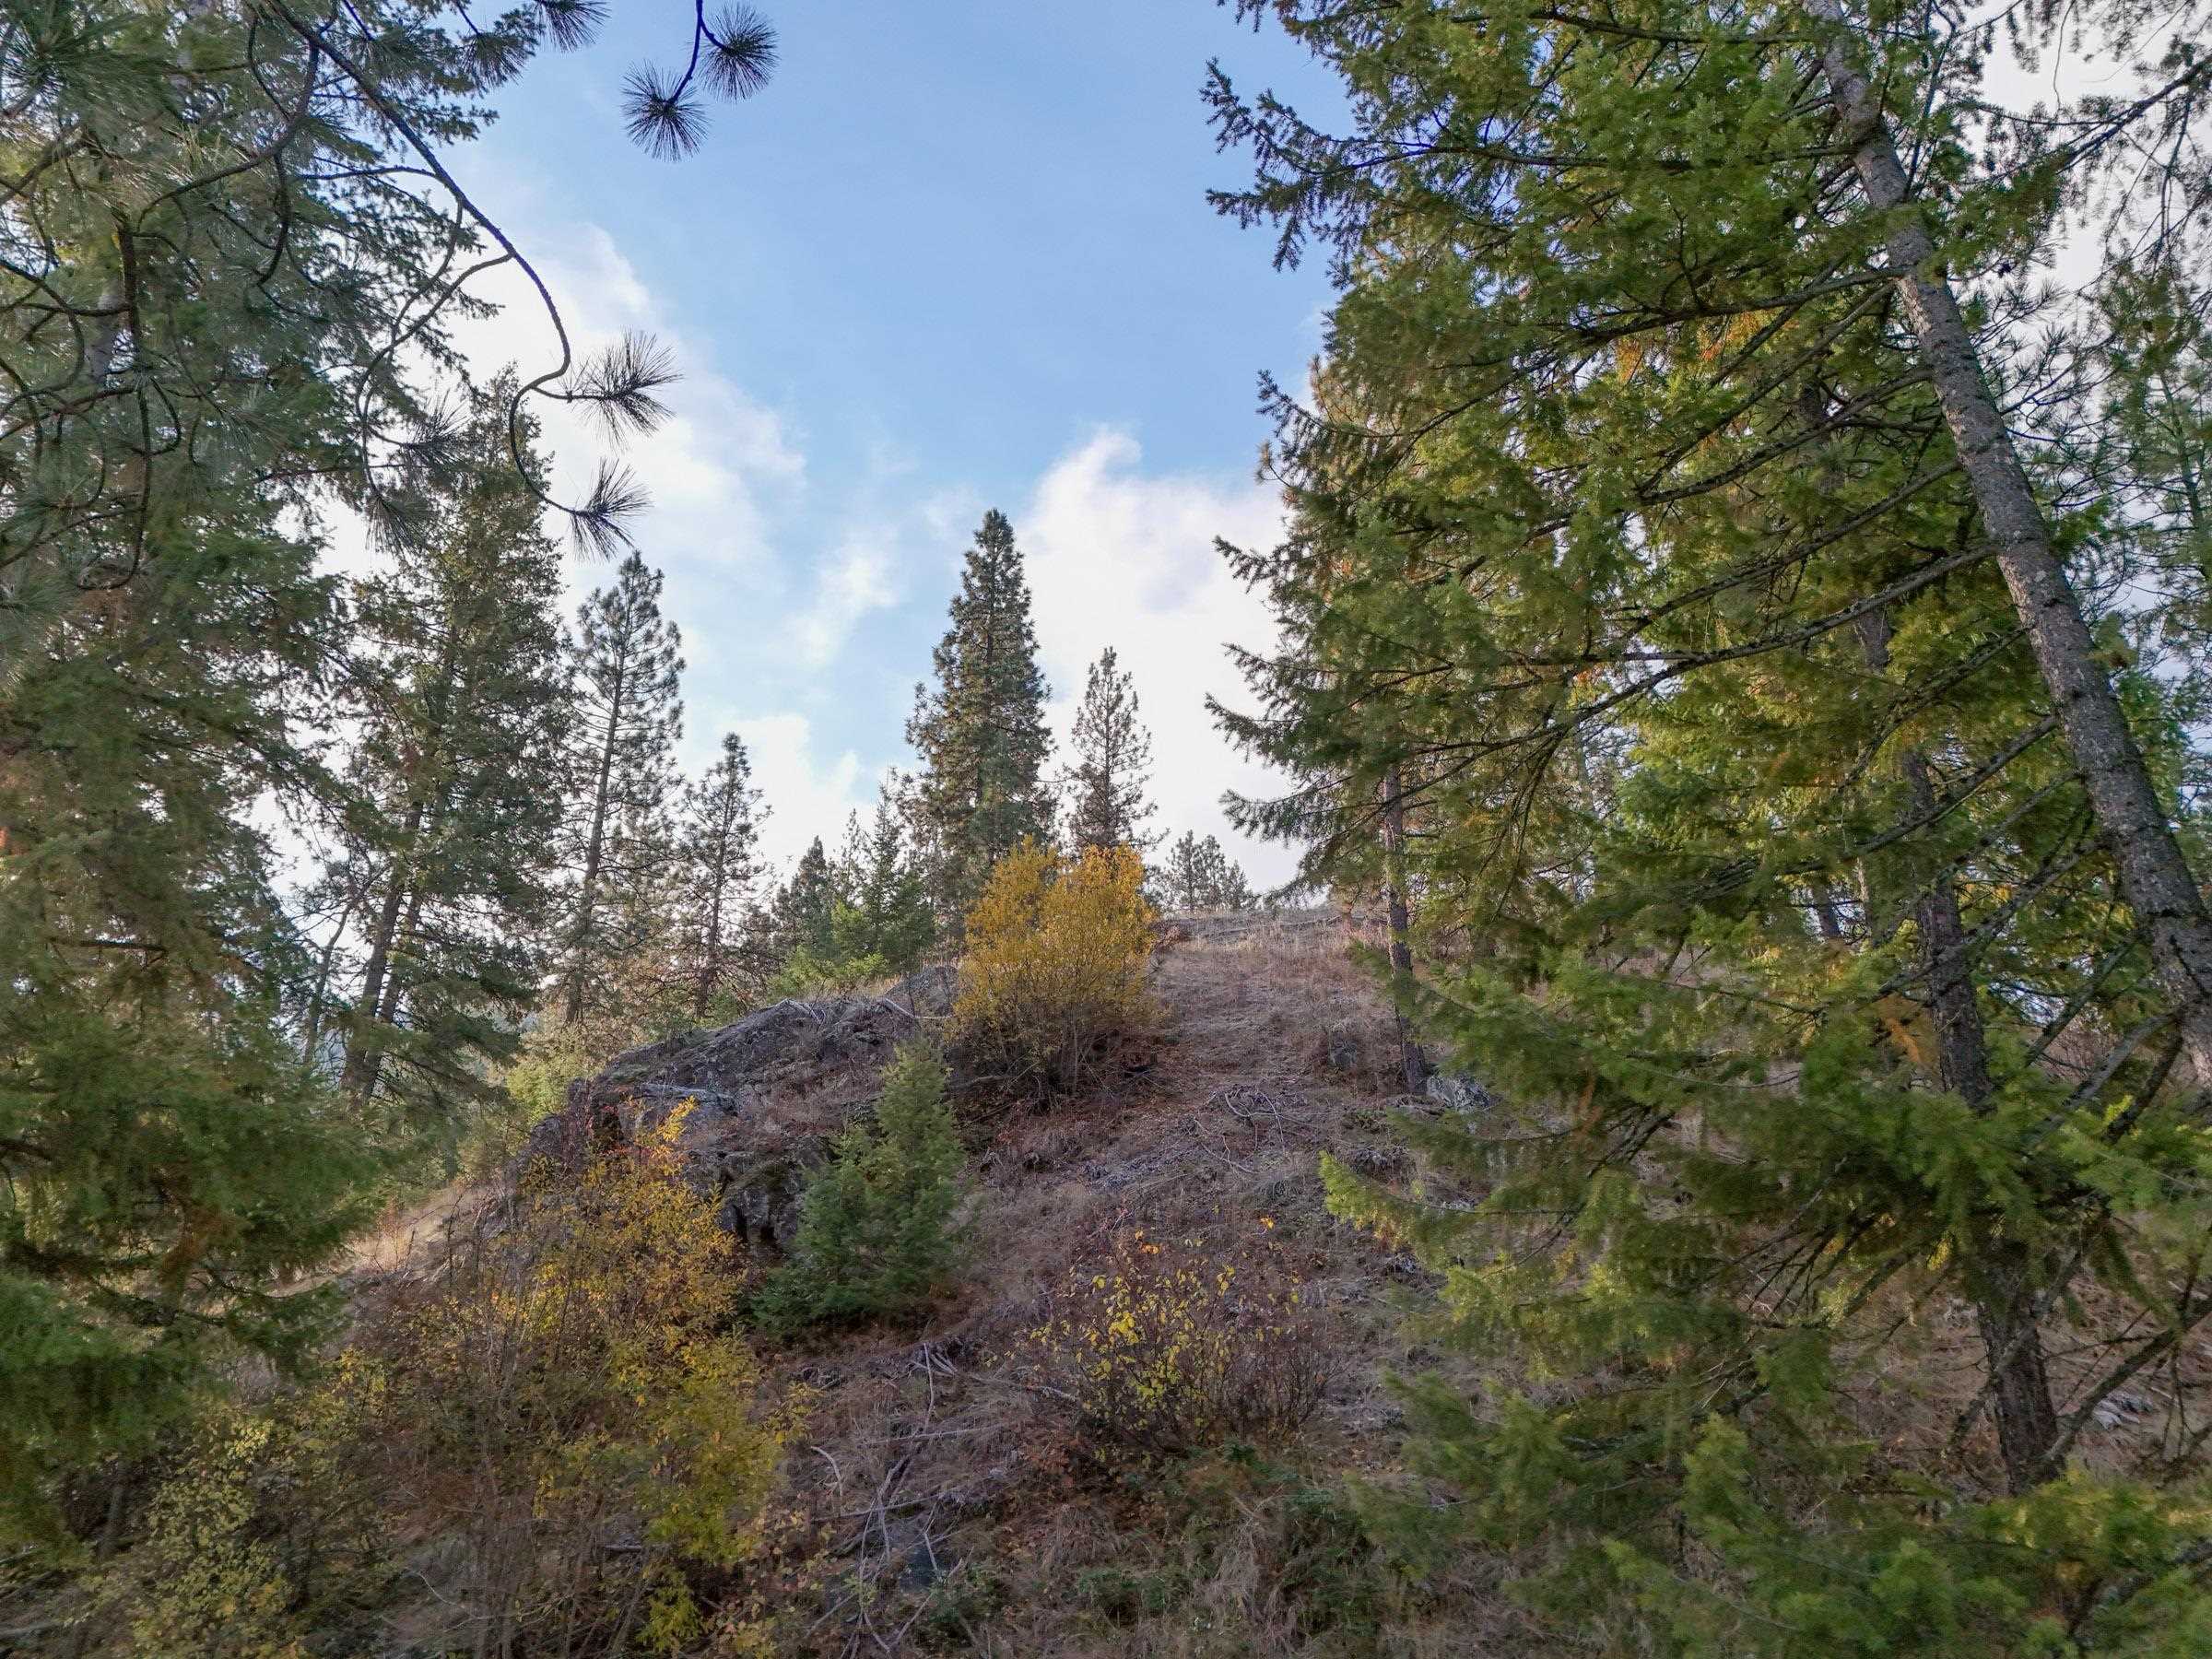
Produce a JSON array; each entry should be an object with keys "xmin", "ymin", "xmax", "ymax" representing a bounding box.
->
[
  {"xmin": 753, "ymin": 1043, "xmax": 968, "ymax": 1334},
  {"xmin": 764, "ymin": 941, "xmax": 889, "ymax": 999}
]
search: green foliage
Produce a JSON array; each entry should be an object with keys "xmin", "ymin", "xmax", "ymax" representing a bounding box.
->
[
  {"xmin": 0, "ymin": 994, "xmax": 373, "ymax": 1540},
  {"xmin": 1063, "ymin": 646, "xmax": 1159, "ymax": 853},
  {"xmin": 764, "ymin": 938, "xmax": 890, "ymax": 999},
  {"xmin": 677, "ymin": 731, "xmax": 768, "ymax": 1018},
  {"xmin": 0, "ymin": 0, "xmax": 777, "ymax": 1524},
  {"xmin": 904, "ymin": 511, "xmax": 1056, "ymax": 919},
  {"xmin": 324, "ymin": 381, "xmax": 572, "ymax": 1145},
  {"xmin": 1155, "ymin": 830, "xmax": 1257, "ymax": 912},
  {"xmin": 767, "ymin": 835, "xmax": 840, "ymax": 963},
  {"xmin": 1214, "ymin": 0, "xmax": 2212, "ymax": 1648},
  {"xmin": 759, "ymin": 798, "xmax": 938, "ymax": 996},
  {"xmin": 831, "ymin": 794, "xmax": 937, "ymax": 976},
  {"xmin": 754, "ymin": 1044, "xmax": 969, "ymax": 1333},
  {"xmin": 503, "ymin": 1021, "xmax": 597, "ymax": 1127},
  {"xmin": 557, "ymin": 551, "xmax": 686, "ymax": 1027}
]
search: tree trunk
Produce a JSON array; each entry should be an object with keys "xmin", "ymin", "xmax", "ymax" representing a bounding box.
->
[
  {"xmin": 300, "ymin": 877, "xmax": 364, "ymax": 1066},
  {"xmin": 1814, "ymin": 3, "xmax": 2212, "ymax": 1083},
  {"xmin": 562, "ymin": 665, "xmax": 626, "ymax": 1024},
  {"xmin": 1858, "ymin": 607, "xmax": 2059, "ymax": 1492},
  {"xmin": 1381, "ymin": 765, "xmax": 1429, "ymax": 1092},
  {"xmin": 342, "ymin": 796, "xmax": 425, "ymax": 1103}
]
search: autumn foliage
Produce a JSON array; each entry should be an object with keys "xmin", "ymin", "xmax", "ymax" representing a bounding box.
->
[
  {"xmin": 1021, "ymin": 1226, "xmax": 1331, "ymax": 1464},
  {"xmin": 951, "ymin": 839, "xmax": 1155, "ymax": 1100},
  {"xmin": 367, "ymin": 1104, "xmax": 802, "ymax": 1653}
]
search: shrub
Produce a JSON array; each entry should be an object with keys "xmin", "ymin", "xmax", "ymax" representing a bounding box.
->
[
  {"xmin": 1020, "ymin": 1226, "xmax": 1332, "ymax": 1464},
  {"xmin": 951, "ymin": 839, "xmax": 1154, "ymax": 1100},
  {"xmin": 367, "ymin": 1104, "xmax": 803, "ymax": 1654},
  {"xmin": 764, "ymin": 941, "xmax": 889, "ymax": 999},
  {"xmin": 82, "ymin": 1356, "xmax": 392, "ymax": 1659},
  {"xmin": 752, "ymin": 1042, "xmax": 970, "ymax": 1334}
]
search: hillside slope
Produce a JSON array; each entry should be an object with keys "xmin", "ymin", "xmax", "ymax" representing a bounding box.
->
[
  {"xmin": 515, "ymin": 911, "xmax": 1457, "ymax": 1654},
  {"xmin": 16, "ymin": 917, "xmax": 2182, "ymax": 1657}
]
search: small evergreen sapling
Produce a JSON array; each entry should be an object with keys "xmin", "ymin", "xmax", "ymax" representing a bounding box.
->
[{"xmin": 754, "ymin": 1044, "xmax": 969, "ymax": 1333}]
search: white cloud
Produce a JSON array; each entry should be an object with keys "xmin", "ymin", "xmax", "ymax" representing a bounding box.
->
[
  {"xmin": 367, "ymin": 212, "xmax": 1298, "ymax": 891},
  {"xmin": 679, "ymin": 709, "xmax": 872, "ymax": 880},
  {"xmin": 449, "ymin": 223, "xmax": 803, "ymax": 615},
  {"xmin": 1019, "ymin": 428, "xmax": 1297, "ymax": 888},
  {"xmin": 792, "ymin": 537, "xmax": 902, "ymax": 669}
]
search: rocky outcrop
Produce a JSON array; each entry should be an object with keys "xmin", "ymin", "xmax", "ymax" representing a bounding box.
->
[{"xmin": 521, "ymin": 968, "xmax": 957, "ymax": 1251}]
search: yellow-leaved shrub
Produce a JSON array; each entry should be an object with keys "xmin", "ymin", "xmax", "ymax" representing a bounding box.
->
[
  {"xmin": 366, "ymin": 1103, "xmax": 805, "ymax": 1655},
  {"xmin": 1020, "ymin": 1226, "xmax": 1332, "ymax": 1463},
  {"xmin": 951, "ymin": 839, "xmax": 1154, "ymax": 1100}
]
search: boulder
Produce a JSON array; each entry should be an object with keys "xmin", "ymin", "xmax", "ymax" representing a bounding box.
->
[
  {"xmin": 520, "ymin": 968, "xmax": 955, "ymax": 1252},
  {"xmin": 1422, "ymin": 1071, "xmax": 1492, "ymax": 1115}
]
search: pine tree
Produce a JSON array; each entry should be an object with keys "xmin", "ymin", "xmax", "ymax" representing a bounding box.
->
[
  {"xmin": 753, "ymin": 1043, "xmax": 969, "ymax": 1332},
  {"xmin": 0, "ymin": 492, "xmax": 377, "ymax": 1535},
  {"xmin": 332, "ymin": 385, "xmax": 572, "ymax": 1137},
  {"xmin": 768, "ymin": 837, "xmax": 839, "ymax": 967},
  {"xmin": 904, "ymin": 511, "xmax": 1054, "ymax": 920},
  {"xmin": 0, "ymin": 0, "xmax": 774, "ymax": 1536},
  {"xmin": 1062, "ymin": 646, "xmax": 1159, "ymax": 853},
  {"xmin": 557, "ymin": 553, "xmax": 684, "ymax": 1025},
  {"xmin": 830, "ymin": 793, "xmax": 936, "ymax": 977},
  {"xmin": 677, "ymin": 732, "xmax": 768, "ymax": 1019},
  {"xmin": 1214, "ymin": 0, "xmax": 2212, "ymax": 1642},
  {"xmin": 1157, "ymin": 832, "xmax": 1255, "ymax": 913}
]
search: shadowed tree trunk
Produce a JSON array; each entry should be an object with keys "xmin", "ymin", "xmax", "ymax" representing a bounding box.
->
[
  {"xmin": 1858, "ymin": 606, "xmax": 2059, "ymax": 1492},
  {"xmin": 1381, "ymin": 764, "xmax": 1429, "ymax": 1092}
]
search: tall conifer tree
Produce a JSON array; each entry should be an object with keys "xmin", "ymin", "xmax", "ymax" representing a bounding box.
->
[
  {"xmin": 831, "ymin": 794, "xmax": 936, "ymax": 975},
  {"xmin": 904, "ymin": 511, "xmax": 1053, "ymax": 918},
  {"xmin": 557, "ymin": 553, "xmax": 683, "ymax": 1025},
  {"xmin": 677, "ymin": 732, "xmax": 767, "ymax": 1018},
  {"xmin": 332, "ymin": 386, "xmax": 572, "ymax": 1134},
  {"xmin": 0, "ymin": 0, "xmax": 774, "ymax": 1533},
  {"xmin": 1214, "ymin": 0, "xmax": 2212, "ymax": 1642},
  {"xmin": 769, "ymin": 836, "xmax": 839, "ymax": 966},
  {"xmin": 1062, "ymin": 646, "xmax": 1159, "ymax": 853}
]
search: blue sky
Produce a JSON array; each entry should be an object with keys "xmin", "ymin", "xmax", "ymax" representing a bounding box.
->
[{"xmin": 444, "ymin": 3, "xmax": 1343, "ymax": 881}]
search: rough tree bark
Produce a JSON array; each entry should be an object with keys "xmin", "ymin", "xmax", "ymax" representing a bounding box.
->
[{"xmin": 1813, "ymin": 1, "xmax": 2212, "ymax": 1082}]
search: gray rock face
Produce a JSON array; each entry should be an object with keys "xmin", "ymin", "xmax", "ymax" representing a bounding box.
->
[{"xmin": 520, "ymin": 969, "xmax": 955, "ymax": 1252}]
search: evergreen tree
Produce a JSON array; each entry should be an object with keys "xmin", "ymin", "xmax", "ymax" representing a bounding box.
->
[
  {"xmin": 0, "ymin": 0, "xmax": 773, "ymax": 1535},
  {"xmin": 830, "ymin": 794, "xmax": 936, "ymax": 977},
  {"xmin": 1062, "ymin": 646, "xmax": 1159, "ymax": 853},
  {"xmin": 904, "ymin": 511, "xmax": 1054, "ymax": 919},
  {"xmin": 1214, "ymin": 0, "xmax": 2212, "ymax": 1642},
  {"xmin": 557, "ymin": 553, "xmax": 684, "ymax": 1025},
  {"xmin": 768, "ymin": 837, "xmax": 839, "ymax": 966},
  {"xmin": 677, "ymin": 732, "xmax": 768, "ymax": 1019},
  {"xmin": 0, "ymin": 482, "xmax": 375, "ymax": 1535},
  {"xmin": 753, "ymin": 1043, "xmax": 969, "ymax": 1332},
  {"xmin": 332, "ymin": 386, "xmax": 572, "ymax": 1136},
  {"xmin": 1157, "ymin": 832, "xmax": 1255, "ymax": 913}
]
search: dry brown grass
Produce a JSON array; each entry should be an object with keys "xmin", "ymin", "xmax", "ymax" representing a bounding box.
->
[
  {"xmin": 274, "ymin": 914, "xmax": 2212, "ymax": 1657},
  {"xmin": 708, "ymin": 915, "xmax": 1549, "ymax": 1655}
]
